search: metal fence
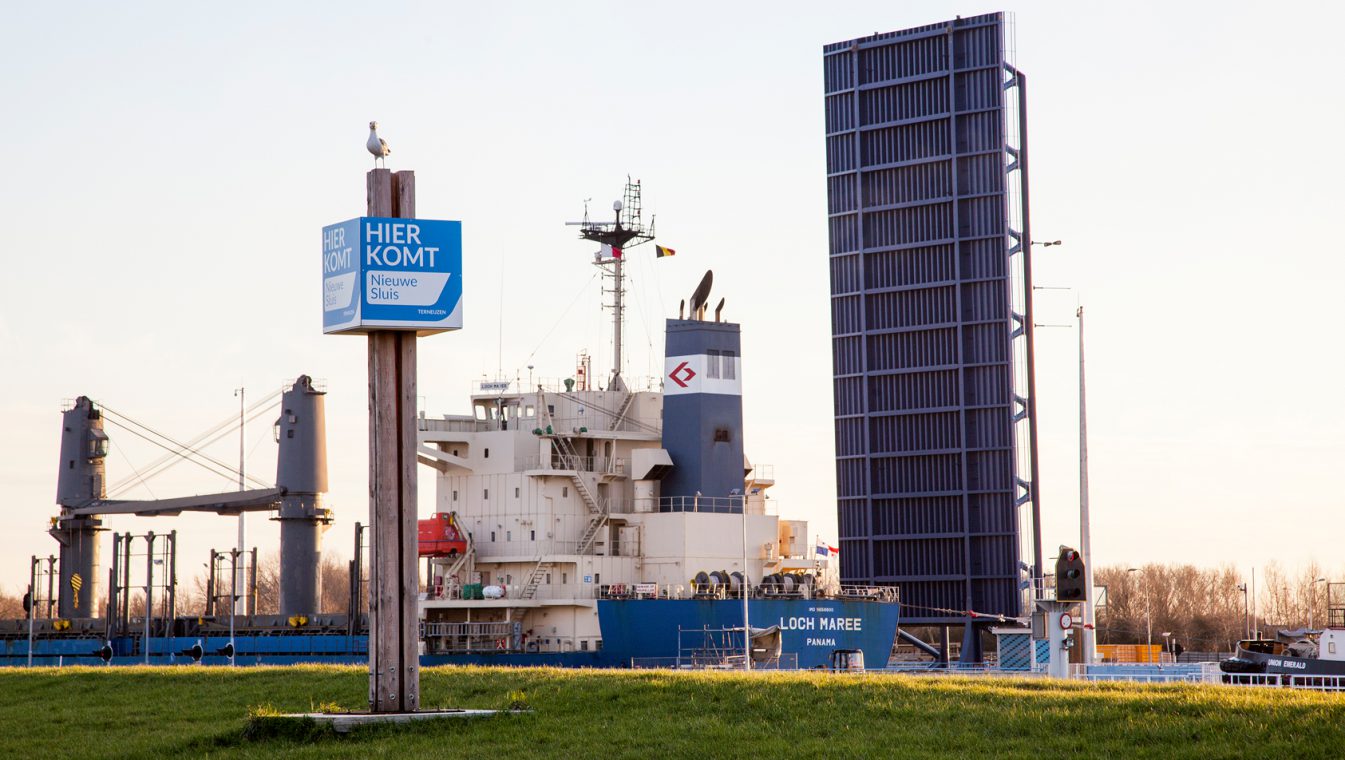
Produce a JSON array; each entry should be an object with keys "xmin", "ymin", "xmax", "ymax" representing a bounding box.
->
[{"xmin": 1221, "ymin": 673, "xmax": 1345, "ymax": 691}]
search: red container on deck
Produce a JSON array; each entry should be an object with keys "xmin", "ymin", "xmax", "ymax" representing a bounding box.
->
[{"xmin": 418, "ymin": 512, "xmax": 468, "ymax": 558}]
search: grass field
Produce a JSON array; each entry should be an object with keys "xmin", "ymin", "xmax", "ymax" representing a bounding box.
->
[{"xmin": 1, "ymin": 666, "xmax": 1342, "ymax": 759}]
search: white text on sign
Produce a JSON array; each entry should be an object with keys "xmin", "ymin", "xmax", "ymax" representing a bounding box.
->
[{"xmin": 365, "ymin": 221, "xmax": 439, "ymax": 268}]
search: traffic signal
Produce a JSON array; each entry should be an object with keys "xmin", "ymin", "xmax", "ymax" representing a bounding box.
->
[{"xmin": 1056, "ymin": 546, "xmax": 1087, "ymax": 602}]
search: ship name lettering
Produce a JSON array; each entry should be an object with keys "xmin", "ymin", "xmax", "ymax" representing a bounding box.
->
[{"xmin": 818, "ymin": 617, "xmax": 862, "ymax": 632}]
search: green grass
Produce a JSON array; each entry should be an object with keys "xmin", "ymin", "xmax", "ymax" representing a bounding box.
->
[{"xmin": 1, "ymin": 666, "xmax": 1343, "ymax": 759}]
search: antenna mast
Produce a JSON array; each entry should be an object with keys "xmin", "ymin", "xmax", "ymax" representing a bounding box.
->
[{"xmin": 574, "ymin": 178, "xmax": 654, "ymax": 391}]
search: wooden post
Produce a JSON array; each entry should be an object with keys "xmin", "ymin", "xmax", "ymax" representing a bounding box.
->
[{"xmin": 366, "ymin": 168, "xmax": 421, "ymax": 712}]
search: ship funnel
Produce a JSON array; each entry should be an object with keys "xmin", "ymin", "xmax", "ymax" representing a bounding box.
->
[{"xmin": 660, "ymin": 291, "xmax": 744, "ymax": 510}]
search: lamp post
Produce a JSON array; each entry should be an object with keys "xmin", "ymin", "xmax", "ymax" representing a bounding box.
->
[
  {"xmin": 1237, "ymin": 583, "xmax": 1249, "ymax": 641},
  {"xmin": 1021, "ymin": 238, "xmax": 1063, "ymax": 587},
  {"xmin": 1128, "ymin": 567, "xmax": 1152, "ymax": 661},
  {"xmin": 1311, "ymin": 577, "xmax": 1327, "ymax": 631}
]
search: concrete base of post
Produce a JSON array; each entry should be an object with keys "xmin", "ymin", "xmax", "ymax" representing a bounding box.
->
[{"xmin": 266, "ymin": 708, "xmax": 518, "ymax": 734}]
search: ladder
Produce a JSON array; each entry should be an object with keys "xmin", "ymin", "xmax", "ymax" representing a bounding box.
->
[{"xmin": 520, "ymin": 559, "xmax": 553, "ymax": 600}]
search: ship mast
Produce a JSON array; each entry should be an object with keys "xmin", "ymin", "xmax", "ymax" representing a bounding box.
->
[{"xmin": 571, "ymin": 178, "xmax": 655, "ymax": 392}]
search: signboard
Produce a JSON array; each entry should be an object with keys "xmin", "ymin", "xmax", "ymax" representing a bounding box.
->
[{"xmin": 323, "ymin": 216, "xmax": 463, "ymax": 335}]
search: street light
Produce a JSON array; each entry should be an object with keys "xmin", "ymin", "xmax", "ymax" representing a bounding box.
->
[
  {"xmin": 1237, "ymin": 583, "xmax": 1249, "ymax": 641},
  {"xmin": 1128, "ymin": 567, "xmax": 1152, "ymax": 661},
  {"xmin": 1311, "ymin": 577, "xmax": 1328, "ymax": 631}
]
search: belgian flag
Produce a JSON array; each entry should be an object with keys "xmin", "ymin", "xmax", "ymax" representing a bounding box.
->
[{"xmin": 654, "ymin": 244, "xmax": 676, "ymax": 258}]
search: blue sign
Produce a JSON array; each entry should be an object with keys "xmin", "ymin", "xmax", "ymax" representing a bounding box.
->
[{"xmin": 322, "ymin": 216, "xmax": 463, "ymax": 335}]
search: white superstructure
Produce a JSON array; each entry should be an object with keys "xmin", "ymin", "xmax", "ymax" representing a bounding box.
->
[{"xmin": 414, "ymin": 375, "xmax": 818, "ymax": 655}]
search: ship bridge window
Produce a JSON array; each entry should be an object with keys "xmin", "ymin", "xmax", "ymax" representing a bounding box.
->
[
  {"xmin": 706, "ymin": 350, "xmax": 721, "ymax": 379},
  {"xmin": 452, "ymin": 490, "xmax": 459, "ymax": 501},
  {"xmin": 714, "ymin": 428, "xmax": 731, "ymax": 443},
  {"xmin": 722, "ymin": 350, "xmax": 737, "ymax": 379},
  {"xmin": 525, "ymin": 405, "xmax": 535, "ymax": 417},
  {"xmin": 581, "ymin": 640, "xmax": 589, "ymax": 651},
  {"xmin": 563, "ymin": 486, "xmax": 569, "ymax": 498}
]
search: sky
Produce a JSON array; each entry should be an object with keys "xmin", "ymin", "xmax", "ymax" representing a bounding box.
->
[{"xmin": 1, "ymin": 1, "xmax": 1343, "ymax": 598}]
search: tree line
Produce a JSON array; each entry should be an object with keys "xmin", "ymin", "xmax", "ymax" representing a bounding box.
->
[{"xmin": 1096, "ymin": 561, "xmax": 1339, "ymax": 653}]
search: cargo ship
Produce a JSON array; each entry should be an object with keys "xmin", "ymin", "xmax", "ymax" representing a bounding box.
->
[{"xmin": 0, "ymin": 181, "xmax": 900, "ymax": 669}]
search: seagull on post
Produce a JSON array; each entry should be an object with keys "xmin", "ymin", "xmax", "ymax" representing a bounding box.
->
[{"xmin": 367, "ymin": 121, "xmax": 391, "ymax": 167}]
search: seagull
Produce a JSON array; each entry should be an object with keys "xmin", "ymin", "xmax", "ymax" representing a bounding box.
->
[{"xmin": 367, "ymin": 121, "xmax": 391, "ymax": 167}]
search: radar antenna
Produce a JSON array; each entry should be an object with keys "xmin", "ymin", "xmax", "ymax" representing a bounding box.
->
[{"xmin": 564, "ymin": 177, "xmax": 656, "ymax": 392}]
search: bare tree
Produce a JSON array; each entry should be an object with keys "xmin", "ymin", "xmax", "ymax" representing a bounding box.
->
[
  {"xmin": 0, "ymin": 587, "xmax": 25, "ymax": 619},
  {"xmin": 320, "ymin": 553, "xmax": 349, "ymax": 614},
  {"xmin": 255, "ymin": 551, "xmax": 280, "ymax": 614}
]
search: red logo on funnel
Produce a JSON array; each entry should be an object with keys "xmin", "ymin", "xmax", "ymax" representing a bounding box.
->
[{"xmin": 669, "ymin": 361, "xmax": 696, "ymax": 388}]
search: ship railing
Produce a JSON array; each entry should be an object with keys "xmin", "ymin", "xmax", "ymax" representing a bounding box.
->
[
  {"xmin": 627, "ymin": 497, "xmax": 778, "ymax": 515},
  {"xmin": 542, "ymin": 416, "xmax": 659, "ymax": 436},
  {"xmin": 644, "ymin": 496, "xmax": 779, "ymax": 515},
  {"xmin": 514, "ymin": 376, "xmax": 665, "ymax": 395},
  {"xmin": 599, "ymin": 583, "xmax": 665, "ymax": 600},
  {"xmin": 417, "ymin": 416, "xmax": 488, "ymax": 434},
  {"xmin": 523, "ymin": 455, "xmax": 628, "ymax": 475},
  {"xmin": 836, "ymin": 585, "xmax": 899, "ymax": 604},
  {"xmin": 746, "ymin": 463, "xmax": 775, "ymax": 482},
  {"xmin": 423, "ymin": 621, "xmax": 519, "ymax": 653}
]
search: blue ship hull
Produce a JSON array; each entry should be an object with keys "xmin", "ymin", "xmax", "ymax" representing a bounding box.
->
[
  {"xmin": 2, "ymin": 598, "xmax": 899, "ymax": 669},
  {"xmin": 596, "ymin": 598, "xmax": 900, "ymax": 669}
]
